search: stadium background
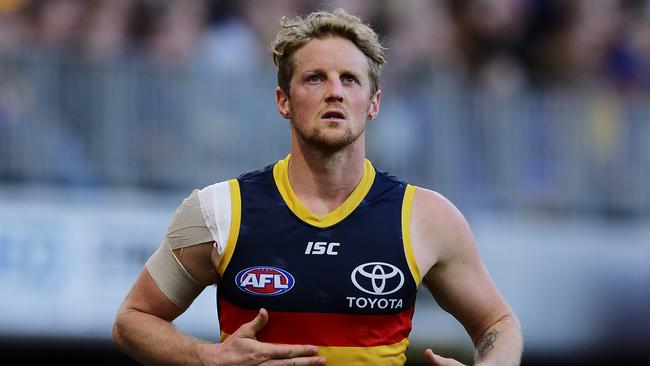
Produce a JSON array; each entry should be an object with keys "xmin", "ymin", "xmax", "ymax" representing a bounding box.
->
[{"xmin": 0, "ymin": 0, "xmax": 648, "ymax": 365}]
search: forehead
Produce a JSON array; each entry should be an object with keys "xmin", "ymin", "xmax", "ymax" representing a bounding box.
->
[{"xmin": 292, "ymin": 36, "xmax": 369, "ymax": 76}]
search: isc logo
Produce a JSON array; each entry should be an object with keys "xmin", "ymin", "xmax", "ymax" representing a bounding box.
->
[
  {"xmin": 305, "ymin": 241, "xmax": 340, "ymax": 255},
  {"xmin": 235, "ymin": 266, "xmax": 295, "ymax": 296}
]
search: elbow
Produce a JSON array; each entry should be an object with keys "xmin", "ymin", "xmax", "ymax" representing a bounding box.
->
[
  {"xmin": 112, "ymin": 317, "xmax": 124, "ymax": 350},
  {"xmin": 112, "ymin": 311, "xmax": 129, "ymax": 352},
  {"xmin": 495, "ymin": 312, "xmax": 522, "ymax": 336},
  {"xmin": 472, "ymin": 311, "xmax": 522, "ymax": 345},
  {"xmin": 495, "ymin": 312, "xmax": 524, "ymax": 348},
  {"xmin": 504, "ymin": 312, "xmax": 522, "ymax": 335}
]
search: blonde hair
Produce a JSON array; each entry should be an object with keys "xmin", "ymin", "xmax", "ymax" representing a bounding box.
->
[{"xmin": 271, "ymin": 8, "xmax": 386, "ymax": 97}]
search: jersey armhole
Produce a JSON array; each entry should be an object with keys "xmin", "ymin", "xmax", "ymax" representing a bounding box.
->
[
  {"xmin": 217, "ymin": 179, "xmax": 241, "ymax": 276},
  {"xmin": 198, "ymin": 179, "xmax": 241, "ymax": 277},
  {"xmin": 402, "ymin": 184, "xmax": 422, "ymax": 286}
]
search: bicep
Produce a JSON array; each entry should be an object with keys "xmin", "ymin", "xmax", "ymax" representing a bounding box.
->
[
  {"xmin": 119, "ymin": 267, "xmax": 186, "ymax": 322},
  {"xmin": 120, "ymin": 188, "xmax": 224, "ymax": 318},
  {"xmin": 120, "ymin": 241, "xmax": 218, "ymax": 323},
  {"xmin": 147, "ymin": 188, "xmax": 222, "ymax": 306},
  {"xmin": 413, "ymin": 189, "xmax": 510, "ymax": 343},
  {"xmin": 145, "ymin": 240, "xmax": 218, "ymax": 310},
  {"xmin": 424, "ymin": 244, "xmax": 509, "ymax": 343}
]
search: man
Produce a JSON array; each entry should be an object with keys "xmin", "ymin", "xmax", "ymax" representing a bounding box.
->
[{"xmin": 112, "ymin": 9, "xmax": 522, "ymax": 366}]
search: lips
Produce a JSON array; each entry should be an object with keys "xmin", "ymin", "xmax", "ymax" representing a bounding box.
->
[{"xmin": 321, "ymin": 110, "xmax": 346, "ymax": 120}]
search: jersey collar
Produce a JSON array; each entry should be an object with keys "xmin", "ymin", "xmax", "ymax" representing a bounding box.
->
[{"xmin": 272, "ymin": 154, "xmax": 376, "ymax": 228}]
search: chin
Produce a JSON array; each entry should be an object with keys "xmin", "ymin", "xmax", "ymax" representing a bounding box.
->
[
  {"xmin": 292, "ymin": 119, "xmax": 365, "ymax": 151},
  {"xmin": 307, "ymin": 129, "xmax": 361, "ymax": 151}
]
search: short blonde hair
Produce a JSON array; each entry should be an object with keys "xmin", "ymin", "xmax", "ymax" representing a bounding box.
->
[{"xmin": 271, "ymin": 8, "xmax": 386, "ymax": 97}]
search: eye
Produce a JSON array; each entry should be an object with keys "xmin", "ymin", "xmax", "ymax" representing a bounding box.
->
[
  {"xmin": 342, "ymin": 74, "xmax": 358, "ymax": 84},
  {"xmin": 305, "ymin": 74, "xmax": 323, "ymax": 83}
]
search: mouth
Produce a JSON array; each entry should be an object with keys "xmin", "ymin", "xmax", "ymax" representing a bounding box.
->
[{"xmin": 321, "ymin": 110, "xmax": 346, "ymax": 121}]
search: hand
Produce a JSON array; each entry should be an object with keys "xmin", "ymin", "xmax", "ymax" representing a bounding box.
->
[
  {"xmin": 197, "ymin": 308, "xmax": 325, "ymax": 366},
  {"xmin": 424, "ymin": 348, "xmax": 467, "ymax": 366}
]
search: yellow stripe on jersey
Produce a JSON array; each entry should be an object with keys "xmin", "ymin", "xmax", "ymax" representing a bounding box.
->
[
  {"xmin": 220, "ymin": 332, "xmax": 410, "ymax": 366},
  {"xmin": 318, "ymin": 338, "xmax": 410, "ymax": 366},
  {"xmin": 217, "ymin": 179, "xmax": 241, "ymax": 276},
  {"xmin": 402, "ymin": 184, "xmax": 422, "ymax": 286},
  {"xmin": 273, "ymin": 155, "xmax": 376, "ymax": 228}
]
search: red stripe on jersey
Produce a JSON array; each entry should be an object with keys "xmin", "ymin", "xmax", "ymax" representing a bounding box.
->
[{"xmin": 218, "ymin": 298, "xmax": 414, "ymax": 347}]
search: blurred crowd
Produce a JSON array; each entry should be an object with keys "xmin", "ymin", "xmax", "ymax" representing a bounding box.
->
[
  {"xmin": 0, "ymin": 0, "xmax": 648, "ymax": 216},
  {"xmin": 0, "ymin": 0, "xmax": 648, "ymax": 93}
]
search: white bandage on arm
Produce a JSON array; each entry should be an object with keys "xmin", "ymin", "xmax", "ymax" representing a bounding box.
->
[
  {"xmin": 146, "ymin": 238, "xmax": 204, "ymax": 310},
  {"xmin": 146, "ymin": 189, "xmax": 225, "ymax": 310}
]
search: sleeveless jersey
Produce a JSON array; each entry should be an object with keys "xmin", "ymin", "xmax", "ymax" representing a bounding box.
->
[{"xmin": 215, "ymin": 156, "xmax": 422, "ymax": 366}]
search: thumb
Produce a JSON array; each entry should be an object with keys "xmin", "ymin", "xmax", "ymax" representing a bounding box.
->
[
  {"xmin": 235, "ymin": 308, "xmax": 269, "ymax": 338},
  {"xmin": 424, "ymin": 348, "xmax": 464, "ymax": 366},
  {"xmin": 424, "ymin": 349, "xmax": 440, "ymax": 365}
]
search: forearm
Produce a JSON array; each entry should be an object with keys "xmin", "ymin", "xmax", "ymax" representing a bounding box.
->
[
  {"xmin": 112, "ymin": 308, "xmax": 209, "ymax": 366},
  {"xmin": 473, "ymin": 315, "xmax": 523, "ymax": 366}
]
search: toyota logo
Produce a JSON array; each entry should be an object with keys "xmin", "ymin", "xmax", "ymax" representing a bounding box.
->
[{"xmin": 351, "ymin": 262, "xmax": 404, "ymax": 296}]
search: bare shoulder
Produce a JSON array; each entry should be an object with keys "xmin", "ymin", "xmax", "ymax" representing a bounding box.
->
[
  {"xmin": 410, "ymin": 187, "xmax": 477, "ymax": 275},
  {"xmin": 412, "ymin": 187, "xmax": 463, "ymax": 223}
]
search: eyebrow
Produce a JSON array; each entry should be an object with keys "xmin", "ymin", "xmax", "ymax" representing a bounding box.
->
[
  {"xmin": 301, "ymin": 69, "xmax": 363, "ymax": 78},
  {"xmin": 301, "ymin": 69, "xmax": 325, "ymax": 76}
]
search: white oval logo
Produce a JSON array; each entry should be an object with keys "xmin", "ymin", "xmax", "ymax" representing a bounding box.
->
[
  {"xmin": 351, "ymin": 262, "xmax": 404, "ymax": 296},
  {"xmin": 235, "ymin": 266, "xmax": 295, "ymax": 296}
]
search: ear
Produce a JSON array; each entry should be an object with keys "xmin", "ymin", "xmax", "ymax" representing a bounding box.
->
[
  {"xmin": 276, "ymin": 87, "xmax": 291, "ymax": 119},
  {"xmin": 367, "ymin": 89, "xmax": 382, "ymax": 120}
]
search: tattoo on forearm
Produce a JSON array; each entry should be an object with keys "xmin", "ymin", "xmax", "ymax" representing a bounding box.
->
[{"xmin": 477, "ymin": 330, "xmax": 499, "ymax": 360}]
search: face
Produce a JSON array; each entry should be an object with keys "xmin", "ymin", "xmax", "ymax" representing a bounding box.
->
[{"xmin": 276, "ymin": 36, "xmax": 381, "ymax": 152}]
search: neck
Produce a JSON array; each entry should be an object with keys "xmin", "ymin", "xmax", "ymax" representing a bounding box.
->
[{"xmin": 288, "ymin": 136, "xmax": 366, "ymax": 216}]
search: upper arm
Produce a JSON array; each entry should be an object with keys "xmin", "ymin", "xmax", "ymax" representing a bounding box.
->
[
  {"xmin": 118, "ymin": 241, "xmax": 219, "ymax": 324},
  {"xmin": 120, "ymin": 181, "xmax": 235, "ymax": 317},
  {"xmin": 119, "ymin": 267, "xmax": 186, "ymax": 321},
  {"xmin": 411, "ymin": 188, "xmax": 512, "ymax": 343},
  {"xmin": 134, "ymin": 189, "xmax": 222, "ymax": 313}
]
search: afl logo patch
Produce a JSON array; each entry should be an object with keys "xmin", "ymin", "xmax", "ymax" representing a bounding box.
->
[
  {"xmin": 235, "ymin": 266, "xmax": 295, "ymax": 296},
  {"xmin": 351, "ymin": 262, "xmax": 404, "ymax": 296}
]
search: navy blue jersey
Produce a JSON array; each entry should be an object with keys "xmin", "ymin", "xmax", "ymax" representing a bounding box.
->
[{"xmin": 215, "ymin": 156, "xmax": 421, "ymax": 365}]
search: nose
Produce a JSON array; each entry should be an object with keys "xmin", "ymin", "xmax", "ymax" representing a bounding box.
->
[{"xmin": 324, "ymin": 78, "xmax": 344, "ymax": 103}]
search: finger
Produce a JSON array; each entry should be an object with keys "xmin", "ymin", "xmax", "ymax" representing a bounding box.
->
[
  {"xmin": 250, "ymin": 308, "xmax": 270, "ymax": 334},
  {"xmin": 424, "ymin": 348, "xmax": 465, "ymax": 366},
  {"xmin": 424, "ymin": 349, "xmax": 440, "ymax": 365},
  {"xmin": 235, "ymin": 308, "xmax": 269, "ymax": 338},
  {"xmin": 265, "ymin": 343, "xmax": 320, "ymax": 359},
  {"xmin": 261, "ymin": 355, "xmax": 326, "ymax": 366}
]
